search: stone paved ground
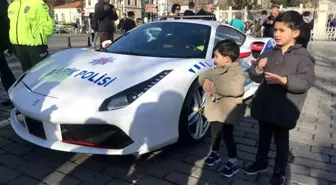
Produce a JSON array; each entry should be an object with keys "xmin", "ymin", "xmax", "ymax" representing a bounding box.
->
[{"xmin": 0, "ymin": 41, "xmax": 335, "ymax": 185}]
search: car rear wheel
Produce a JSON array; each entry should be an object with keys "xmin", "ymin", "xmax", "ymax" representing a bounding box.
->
[{"xmin": 178, "ymin": 80, "xmax": 210, "ymax": 143}]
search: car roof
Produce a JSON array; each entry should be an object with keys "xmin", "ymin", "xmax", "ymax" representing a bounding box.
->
[
  {"xmin": 155, "ymin": 19, "xmax": 222, "ymax": 27},
  {"xmin": 153, "ymin": 19, "xmax": 243, "ymax": 33}
]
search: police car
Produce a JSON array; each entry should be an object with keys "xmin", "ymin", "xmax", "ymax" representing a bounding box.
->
[{"xmin": 8, "ymin": 18, "xmax": 275, "ymax": 155}]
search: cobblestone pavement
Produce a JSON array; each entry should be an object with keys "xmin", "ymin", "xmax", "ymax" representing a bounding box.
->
[{"xmin": 0, "ymin": 41, "xmax": 335, "ymax": 185}]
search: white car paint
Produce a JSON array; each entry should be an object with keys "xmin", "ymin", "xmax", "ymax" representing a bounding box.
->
[{"xmin": 9, "ymin": 19, "xmax": 275, "ymax": 155}]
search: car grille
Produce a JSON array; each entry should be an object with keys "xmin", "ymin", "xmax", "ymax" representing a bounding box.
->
[
  {"xmin": 25, "ymin": 117, "xmax": 46, "ymax": 139},
  {"xmin": 60, "ymin": 124, "xmax": 134, "ymax": 149}
]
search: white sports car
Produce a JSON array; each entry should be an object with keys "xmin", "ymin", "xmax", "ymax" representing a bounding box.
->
[{"xmin": 9, "ymin": 19, "xmax": 275, "ymax": 155}]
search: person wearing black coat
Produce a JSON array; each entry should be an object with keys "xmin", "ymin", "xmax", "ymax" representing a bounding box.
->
[
  {"xmin": 243, "ymin": 11, "xmax": 315, "ymax": 185},
  {"xmin": 196, "ymin": 2, "xmax": 216, "ymax": 21},
  {"xmin": 297, "ymin": 11, "xmax": 314, "ymax": 48},
  {"xmin": 183, "ymin": 2, "xmax": 195, "ymax": 18},
  {"xmin": 0, "ymin": 0, "xmax": 16, "ymax": 105},
  {"xmin": 94, "ymin": 0, "xmax": 118, "ymax": 48},
  {"xmin": 89, "ymin": 13, "xmax": 99, "ymax": 48},
  {"xmin": 123, "ymin": 11, "xmax": 136, "ymax": 32},
  {"xmin": 262, "ymin": 7, "xmax": 280, "ymax": 38}
]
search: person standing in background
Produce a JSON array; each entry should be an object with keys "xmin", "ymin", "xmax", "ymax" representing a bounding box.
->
[
  {"xmin": 0, "ymin": 0, "xmax": 16, "ymax": 106},
  {"xmin": 263, "ymin": 7, "xmax": 280, "ymax": 38},
  {"xmin": 297, "ymin": 11, "xmax": 314, "ymax": 48},
  {"xmin": 170, "ymin": 3, "xmax": 181, "ymax": 18},
  {"xmin": 184, "ymin": 2, "xmax": 195, "ymax": 17},
  {"xmin": 117, "ymin": 13, "xmax": 127, "ymax": 33},
  {"xmin": 89, "ymin": 13, "xmax": 99, "ymax": 48},
  {"xmin": 160, "ymin": 3, "xmax": 181, "ymax": 20},
  {"xmin": 197, "ymin": 2, "xmax": 216, "ymax": 20},
  {"xmin": 255, "ymin": 10, "xmax": 268, "ymax": 37},
  {"xmin": 228, "ymin": 12, "xmax": 245, "ymax": 32},
  {"xmin": 327, "ymin": 14, "xmax": 334, "ymax": 27},
  {"xmin": 94, "ymin": 0, "xmax": 118, "ymax": 48},
  {"xmin": 136, "ymin": 18, "xmax": 143, "ymax": 27},
  {"xmin": 8, "ymin": 0, "xmax": 54, "ymax": 72},
  {"xmin": 123, "ymin": 11, "xmax": 136, "ymax": 32}
]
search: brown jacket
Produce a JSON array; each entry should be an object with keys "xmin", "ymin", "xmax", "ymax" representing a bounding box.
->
[{"xmin": 199, "ymin": 62, "xmax": 247, "ymax": 124}]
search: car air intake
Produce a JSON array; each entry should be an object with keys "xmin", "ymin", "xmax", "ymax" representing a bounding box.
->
[
  {"xmin": 60, "ymin": 124, "xmax": 134, "ymax": 149},
  {"xmin": 25, "ymin": 117, "xmax": 47, "ymax": 139}
]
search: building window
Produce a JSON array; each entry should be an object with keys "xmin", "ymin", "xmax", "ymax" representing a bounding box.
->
[
  {"xmin": 56, "ymin": 14, "xmax": 58, "ymax": 21},
  {"xmin": 88, "ymin": 0, "xmax": 91, "ymax": 6},
  {"xmin": 128, "ymin": 0, "xmax": 130, "ymax": 5},
  {"xmin": 135, "ymin": 0, "xmax": 137, "ymax": 6},
  {"xmin": 61, "ymin": 13, "xmax": 65, "ymax": 21}
]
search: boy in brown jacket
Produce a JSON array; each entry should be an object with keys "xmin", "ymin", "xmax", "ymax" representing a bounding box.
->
[{"xmin": 199, "ymin": 40, "xmax": 247, "ymax": 177}]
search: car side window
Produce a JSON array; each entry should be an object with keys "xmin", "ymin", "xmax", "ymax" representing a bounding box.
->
[{"xmin": 214, "ymin": 26, "xmax": 246, "ymax": 47}]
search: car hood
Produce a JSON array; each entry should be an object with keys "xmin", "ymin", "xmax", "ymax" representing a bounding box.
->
[{"xmin": 22, "ymin": 48, "xmax": 192, "ymax": 100}]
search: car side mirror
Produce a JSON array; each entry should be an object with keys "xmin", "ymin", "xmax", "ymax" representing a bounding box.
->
[{"xmin": 102, "ymin": 40, "xmax": 112, "ymax": 49}]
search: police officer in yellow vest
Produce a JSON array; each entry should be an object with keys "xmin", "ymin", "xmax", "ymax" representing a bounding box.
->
[{"xmin": 8, "ymin": 0, "xmax": 54, "ymax": 72}]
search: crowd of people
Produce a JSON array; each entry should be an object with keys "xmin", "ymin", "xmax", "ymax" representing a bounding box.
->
[
  {"xmin": 88, "ymin": 0, "xmax": 144, "ymax": 48},
  {"xmin": 227, "ymin": 7, "xmax": 314, "ymax": 48}
]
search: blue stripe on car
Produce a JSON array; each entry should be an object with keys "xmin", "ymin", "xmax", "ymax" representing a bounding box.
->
[
  {"xmin": 199, "ymin": 62, "xmax": 206, "ymax": 67},
  {"xmin": 194, "ymin": 64, "xmax": 201, "ymax": 70},
  {"xmin": 204, "ymin": 62, "xmax": 211, "ymax": 67},
  {"xmin": 189, "ymin": 68, "xmax": 196, "ymax": 73}
]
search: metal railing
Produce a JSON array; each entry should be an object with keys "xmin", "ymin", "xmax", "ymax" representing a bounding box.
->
[{"xmin": 311, "ymin": 27, "xmax": 336, "ymax": 41}]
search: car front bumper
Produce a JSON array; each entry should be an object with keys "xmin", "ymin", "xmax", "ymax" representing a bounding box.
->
[{"xmin": 10, "ymin": 108, "xmax": 143, "ymax": 155}]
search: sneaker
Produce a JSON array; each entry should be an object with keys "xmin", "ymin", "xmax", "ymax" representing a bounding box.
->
[
  {"xmin": 243, "ymin": 162, "xmax": 268, "ymax": 175},
  {"xmin": 204, "ymin": 151, "xmax": 221, "ymax": 166},
  {"xmin": 221, "ymin": 161, "xmax": 239, "ymax": 178},
  {"xmin": 269, "ymin": 168, "xmax": 286, "ymax": 185}
]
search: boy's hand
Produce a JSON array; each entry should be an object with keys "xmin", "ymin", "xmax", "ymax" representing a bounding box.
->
[
  {"xmin": 203, "ymin": 79, "xmax": 216, "ymax": 95},
  {"xmin": 256, "ymin": 57, "xmax": 268, "ymax": 73},
  {"xmin": 265, "ymin": 72, "xmax": 287, "ymax": 85}
]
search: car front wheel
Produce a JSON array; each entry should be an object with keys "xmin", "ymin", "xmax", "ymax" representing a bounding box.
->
[{"xmin": 178, "ymin": 80, "xmax": 210, "ymax": 143}]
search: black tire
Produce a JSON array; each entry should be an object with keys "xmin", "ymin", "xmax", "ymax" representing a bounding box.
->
[{"xmin": 178, "ymin": 80, "xmax": 209, "ymax": 144}]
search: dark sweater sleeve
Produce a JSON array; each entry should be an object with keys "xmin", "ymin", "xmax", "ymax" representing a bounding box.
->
[{"xmin": 285, "ymin": 57, "xmax": 315, "ymax": 94}]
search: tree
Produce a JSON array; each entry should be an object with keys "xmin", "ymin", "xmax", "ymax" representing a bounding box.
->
[
  {"xmin": 270, "ymin": 0, "xmax": 293, "ymax": 7},
  {"xmin": 230, "ymin": 0, "xmax": 259, "ymax": 10}
]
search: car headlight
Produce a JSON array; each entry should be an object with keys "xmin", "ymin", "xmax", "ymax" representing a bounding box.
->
[{"xmin": 99, "ymin": 70, "xmax": 173, "ymax": 111}]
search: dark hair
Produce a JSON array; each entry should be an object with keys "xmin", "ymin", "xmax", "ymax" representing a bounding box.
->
[
  {"xmin": 171, "ymin": 3, "xmax": 180, "ymax": 13},
  {"xmin": 274, "ymin": 10, "xmax": 303, "ymax": 30},
  {"xmin": 261, "ymin": 10, "xmax": 267, "ymax": 15},
  {"xmin": 214, "ymin": 40, "xmax": 240, "ymax": 62},
  {"xmin": 89, "ymin": 13, "xmax": 94, "ymax": 18},
  {"xmin": 188, "ymin": 1, "xmax": 195, "ymax": 9},
  {"xmin": 302, "ymin": 11, "xmax": 311, "ymax": 17},
  {"xmin": 127, "ymin": 11, "xmax": 135, "ymax": 17}
]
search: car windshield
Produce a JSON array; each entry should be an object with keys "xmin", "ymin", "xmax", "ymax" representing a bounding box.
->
[{"xmin": 106, "ymin": 22, "xmax": 211, "ymax": 58}]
